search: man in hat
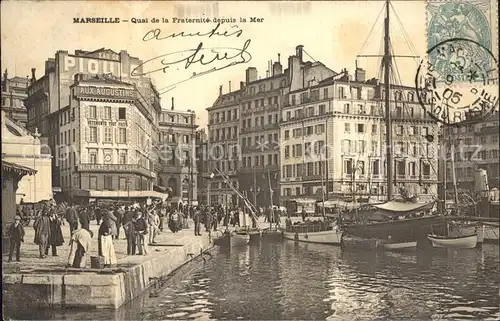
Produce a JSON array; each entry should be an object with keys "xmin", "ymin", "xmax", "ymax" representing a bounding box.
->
[
  {"xmin": 7, "ymin": 215, "xmax": 25, "ymax": 262},
  {"xmin": 122, "ymin": 213, "xmax": 137, "ymax": 255},
  {"xmin": 65, "ymin": 205, "xmax": 79, "ymax": 235},
  {"xmin": 33, "ymin": 210, "xmax": 51, "ymax": 259},
  {"xmin": 134, "ymin": 212, "xmax": 148, "ymax": 255}
]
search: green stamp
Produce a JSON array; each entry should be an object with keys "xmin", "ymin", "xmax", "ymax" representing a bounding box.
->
[{"xmin": 427, "ymin": 0, "xmax": 493, "ymax": 83}]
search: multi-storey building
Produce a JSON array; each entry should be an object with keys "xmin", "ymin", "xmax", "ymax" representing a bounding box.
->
[
  {"xmin": 205, "ymin": 45, "xmax": 338, "ymax": 207},
  {"xmin": 195, "ymin": 129, "xmax": 209, "ymax": 204},
  {"xmin": 440, "ymin": 111, "xmax": 499, "ymax": 194},
  {"xmin": 49, "ymin": 73, "xmax": 160, "ymax": 202},
  {"xmin": 24, "ymin": 48, "xmax": 166, "ymax": 203},
  {"xmin": 206, "ymin": 84, "xmax": 242, "ymax": 207},
  {"xmin": 280, "ymin": 68, "xmax": 440, "ymax": 202},
  {"xmin": 157, "ymin": 100, "xmax": 199, "ymax": 205},
  {"xmin": 1, "ymin": 69, "xmax": 30, "ymax": 127}
]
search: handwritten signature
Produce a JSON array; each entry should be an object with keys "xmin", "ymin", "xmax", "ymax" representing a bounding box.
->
[
  {"xmin": 132, "ymin": 39, "xmax": 252, "ymax": 95},
  {"xmin": 143, "ymin": 23, "xmax": 243, "ymax": 41}
]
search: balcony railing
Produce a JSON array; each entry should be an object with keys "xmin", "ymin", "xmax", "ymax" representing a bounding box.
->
[{"xmin": 78, "ymin": 163, "xmax": 154, "ymax": 178}]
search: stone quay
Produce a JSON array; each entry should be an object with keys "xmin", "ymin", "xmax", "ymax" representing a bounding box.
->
[{"xmin": 2, "ymin": 220, "xmax": 212, "ymax": 310}]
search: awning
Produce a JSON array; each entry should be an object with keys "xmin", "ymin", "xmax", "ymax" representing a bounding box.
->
[
  {"xmin": 2, "ymin": 161, "xmax": 37, "ymax": 176},
  {"xmin": 373, "ymin": 201, "xmax": 435, "ymax": 214}
]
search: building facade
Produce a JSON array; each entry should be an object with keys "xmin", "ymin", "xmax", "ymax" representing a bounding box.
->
[
  {"xmin": 52, "ymin": 73, "xmax": 160, "ymax": 201},
  {"xmin": 1, "ymin": 70, "xmax": 30, "ymax": 127},
  {"xmin": 280, "ymin": 68, "xmax": 440, "ymax": 202},
  {"xmin": 2, "ymin": 111, "xmax": 52, "ymax": 204},
  {"xmin": 440, "ymin": 111, "xmax": 499, "ymax": 195},
  {"xmin": 23, "ymin": 48, "xmax": 168, "ymax": 203},
  {"xmin": 206, "ymin": 85, "xmax": 242, "ymax": 207},
  {"xmin": 195, "ymin": 129, "xmax": 209, "ymax": 205},
  {"xmin": 157, "ymin": 101, "xmax": 199, "ymax": 205},
  {"xmin": 206, "ymin": 45, "xmax": 337, "ymax": 208}
]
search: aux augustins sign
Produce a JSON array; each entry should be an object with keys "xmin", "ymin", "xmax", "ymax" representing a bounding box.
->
[
  {"xmin": 57, "ymin": 51, "xmax": 144, "ymax": 108},
  {"xmin": 75, "ymin": 86, "xmax": 137, "ymax": 99}
]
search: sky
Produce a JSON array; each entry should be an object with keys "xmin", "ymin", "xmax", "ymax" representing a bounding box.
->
[{"xmin": 1, "ymin": 1, "xmax": 427, "ymax": 128}]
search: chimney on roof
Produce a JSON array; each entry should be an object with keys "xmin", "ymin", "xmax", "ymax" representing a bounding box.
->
[
  {"xmin": 278, "ymin": 53, "xmax": 280, "ymax": 63},
  {"xmin": 171, "ymin": 97, "xmax": 174, "ymax": 110},
  {"xmin": 219, "ymin": 85, "xmax": 223, "ymax": 96},
  {"xmin": 240, "ymin": 81, "xmax": 245, "ymax": 89},
  {"xmin": 354, "ymin": 60, "xmax": 366, "ymax": 82},
  {"xmin": 229, "ymin": 81, "xmax": 232, "ymax": 93},
  {"xmin": 31, "ymin": 68, "xmax": 36, "ymax": 84},
  {"xmin": 296, "ymin": 45, "xmax": 304, "ymax": 62}
]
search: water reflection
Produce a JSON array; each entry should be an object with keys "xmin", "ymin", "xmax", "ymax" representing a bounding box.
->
[{"xmin": 4, "ymin": 243, "xmax": 499, "ymax": 320}]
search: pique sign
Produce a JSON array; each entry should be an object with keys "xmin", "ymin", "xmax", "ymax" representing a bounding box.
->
[{"xmin": 75, "ymin": 86, "xmax": 137, "ymax": 99}]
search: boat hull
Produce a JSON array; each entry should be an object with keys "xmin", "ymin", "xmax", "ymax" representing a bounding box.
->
[
  {"xmin": 342, "ymin": 235, "xmax": 382, "ymax": 250},
  {"xmin": 231, "ymin": 233, "xmax": 250, "ymax": 246},
  {"xmin": 379, "ymin": 241, "xmax": 417, "ymax": 250},
  {"xmin": 483, "ymin": 224, "xmax": 499, "ymax": 243},
  {"xmin": 213, "ymin": 231, "xmax": 230, "ymax": 247},
  {"xmin": 344, "ymin": 216, "xmax": 446, "ymax": 244},
  {"xmin": 282, "ymin": 229, "xmax": 342, "ymax": 245},
  {"xmin": 427, "ymin": 234, "xmax": 478, "ymax": 249}
]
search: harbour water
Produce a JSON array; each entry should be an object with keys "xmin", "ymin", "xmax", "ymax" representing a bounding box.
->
[{"xmin": 5, "ymin": 241, "xmax": 499, "ymax": 320}]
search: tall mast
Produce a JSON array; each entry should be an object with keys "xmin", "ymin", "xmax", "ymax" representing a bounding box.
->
[{"xmin": 384, "ymin": 0, "xmax": 393, "ymax": 201}]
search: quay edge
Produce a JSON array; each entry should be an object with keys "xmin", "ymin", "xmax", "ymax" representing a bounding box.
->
[{"xmin": 2, "ymin": 235, "xmax": 212, "ymax": 310}]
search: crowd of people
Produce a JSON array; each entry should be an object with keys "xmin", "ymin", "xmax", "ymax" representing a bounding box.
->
[{"xmin": 7, "ymin": 200, "xmax": 286, "ymax": 267}]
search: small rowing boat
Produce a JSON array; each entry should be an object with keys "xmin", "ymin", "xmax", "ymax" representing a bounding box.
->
[{"xmin": 427, "ymin": 234, "xmax": 478, "ymax": 249}]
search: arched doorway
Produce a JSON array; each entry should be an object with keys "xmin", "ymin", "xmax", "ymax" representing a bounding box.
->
[{"xmin": 167, "ymin": 177, "xmax": 177, "ymax": 196}]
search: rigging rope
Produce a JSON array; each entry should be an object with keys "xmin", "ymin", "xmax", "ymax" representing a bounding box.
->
[
  {"xmin": 302, "ymin": 49, "xmax": 317, "ymax": 62},
  {"xmin": 357, "ymin": 3, "xmax": 386, "ymax": 57}
]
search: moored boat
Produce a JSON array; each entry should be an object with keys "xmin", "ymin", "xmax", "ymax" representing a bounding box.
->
[
  {"xmin": 231, "ymin": 232, "xmax": 251, "ymax": 246},
  {"xmin": 341, "ymin": 235, "xmax": 382, "ymax": 250},
  {"xmin": 379, "ymin": 241, "xmax": 417, "ymax": 251},
  {"xmin": 212, "ymin": 230, "xmax": 231, "ymax": 247},
  {"xmin": 282, "ymin": 227, "xmax": 343, "ymax": 245},
  {"xmin": 283, "ymin": 219, "xmax": 342, "ymax": 245},
  {"xmin": 426, "ymin": 234, "xmax": 478, "ymax": 249}
]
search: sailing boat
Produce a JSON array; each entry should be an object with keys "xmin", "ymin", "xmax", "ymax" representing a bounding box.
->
[
  {"xmin": 342, "ymin": 0, "xmax": 446, "ymax": 251},
  {"xmin": 214, "ymin": 168, "xmax": 262, "ymax": 246},
  {"xmin": 283, "ymin": 153, "xmax": 343, "ymax": 245}
]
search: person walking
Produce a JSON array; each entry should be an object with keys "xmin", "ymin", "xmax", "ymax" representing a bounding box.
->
[
  {"xmin": 148, "ymin": 209, "xmax": 159, "ymax": 244},
  {"xmin": 134, "ymin": 212, "xmax": 148, "ymax": 255},
  {"xmin": 7, "ymin": 215, "xmax": 25, "ymax": 262},
  {"xmin": 301, "ymin": 208, "xmax": 307, "ymax": 222},
  {"xmin": 212, "ymin": 209, "xmax": 218, "ymax": 231},
  {"xmin": 45, "ymin": 210, "xmax": 64, "ymax": 257},
  {"xmin": 65, "ymin": 205, "xmax": 79, "ymax": 235},
  {"xmin": 34, "ymin": 211, "xmax": 51, "ymax": 259},
  {"xmin": 193, "ymin": 209, "xmax": 201, "ymax": 236}
]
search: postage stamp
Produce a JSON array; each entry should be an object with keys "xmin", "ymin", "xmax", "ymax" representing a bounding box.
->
[{"xmin": 418, "ymin": 0, "xmax": 499, "ymax": 126}]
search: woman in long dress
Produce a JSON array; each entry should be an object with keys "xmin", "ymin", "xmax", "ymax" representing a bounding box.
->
[{"xmin": 98, "ymin": 213, "xmax": 117, "ymax": 267}]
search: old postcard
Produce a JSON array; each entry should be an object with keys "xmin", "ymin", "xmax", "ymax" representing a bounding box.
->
[{"xmin": 1, "ymin": 0, "xmax": 499, "ymax": 320}]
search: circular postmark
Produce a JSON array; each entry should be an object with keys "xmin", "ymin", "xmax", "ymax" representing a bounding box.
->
[{"xmin": 415, "ymin": 38, "xmax": 498, "ymax": 126}]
